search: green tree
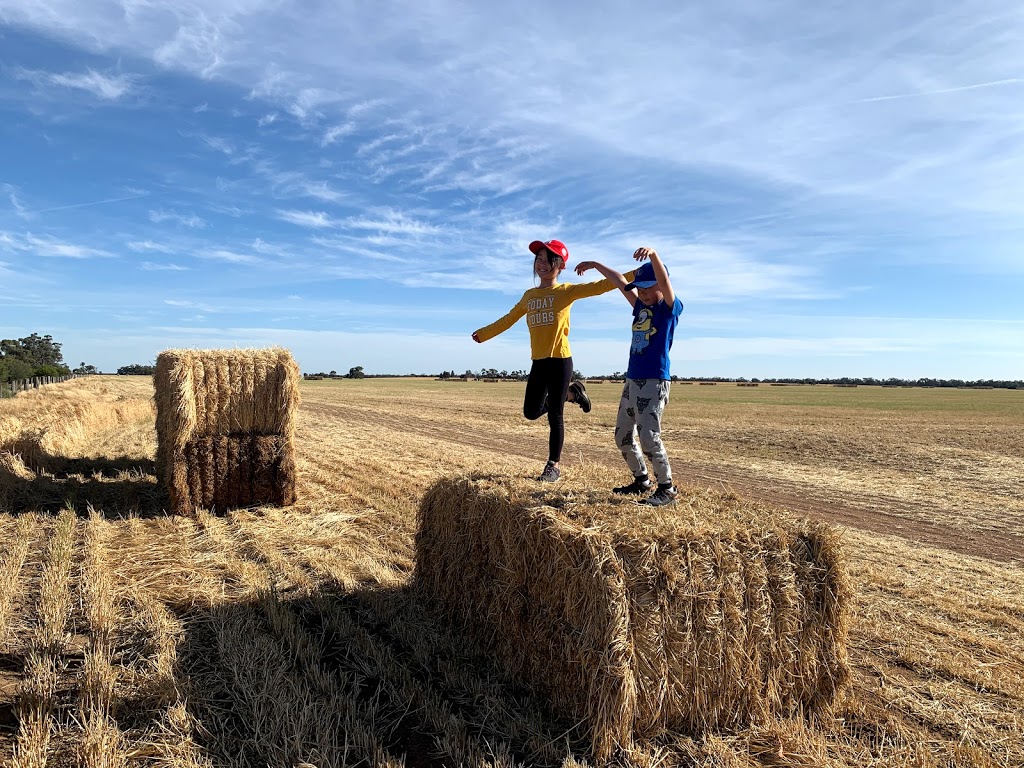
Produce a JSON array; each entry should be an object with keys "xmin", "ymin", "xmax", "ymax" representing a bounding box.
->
[
  {"xmin": 1, "ymin": 333, "xmax": 71, "ymax": 376},
  {"xmin": 0, "ymin": 357, "xmax": 33, "ymax": 383},
  {"xmin": 117, "ymin": 364, "xmax": 156, "ymax": 375},
  {"xmin": 346, "ymin": 366, "xmax": 365, "ymax": 379}
]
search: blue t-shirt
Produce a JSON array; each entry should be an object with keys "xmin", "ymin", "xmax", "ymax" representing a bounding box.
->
[{"xmin": 626, "ymin": 296, "xmax": 684, "ymax": 380}]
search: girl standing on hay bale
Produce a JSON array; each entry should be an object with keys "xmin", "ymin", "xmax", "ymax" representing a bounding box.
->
[
  {"xmin": 576, "ymin": 247, "xmax": 683, "ymax": 506},
  {"xmin": 472, "ymin": 239, "xmax": 629, "ymax": 483}
]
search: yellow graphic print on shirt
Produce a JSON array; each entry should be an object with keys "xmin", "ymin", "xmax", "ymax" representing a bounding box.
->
[
  {"xmin": 527, "ymin": 295, "xmax": 556, "ymax": 327},
  {"xmin": 631, "ymin": 307, "xmax": 658, "ymax": 355}
]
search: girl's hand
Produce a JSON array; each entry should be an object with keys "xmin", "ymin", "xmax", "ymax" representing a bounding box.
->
[
  {"xmin": 472, "ymin": 331, "xmax": 482, "ymax": 343},
  {"xmin": 633, "ymin": 247, "xmax": 657, "ymax": 262},
  {"xmin": 574, "ymin": 261, "xmax": 596, "ymax": 276}
]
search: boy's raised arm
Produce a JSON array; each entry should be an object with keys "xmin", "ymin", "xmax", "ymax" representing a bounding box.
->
[{"xmin": 634, "ymin": 247, "xmax": 675, "ymax": 305}]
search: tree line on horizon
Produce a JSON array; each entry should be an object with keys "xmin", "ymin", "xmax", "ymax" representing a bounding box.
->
[{"xmin": 0, "ymin": 333, "xmax": 99, "ymax": 383}]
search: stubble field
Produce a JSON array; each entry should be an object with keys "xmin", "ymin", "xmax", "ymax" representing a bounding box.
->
[{"xmin": 0, "ymin": 375, "xmax": 1022, "ymax": 767}]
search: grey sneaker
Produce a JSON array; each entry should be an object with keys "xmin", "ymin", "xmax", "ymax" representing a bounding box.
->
[
  {"xmin": 613, "ymin": 476, "xmax": 652, "ymax": 495},
  {"xmin": 569, "ymin": 380, "xmax": 592, "ymax": 413},
  {"xmin": 641, "ymin": 484, "xmax": 678, "ymax": 506},
  {"xmin": 538, "ymin": 462, "xmax": 561, "ymax": 482}
]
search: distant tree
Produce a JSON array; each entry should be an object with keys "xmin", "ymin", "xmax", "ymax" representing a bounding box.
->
[
  {"xmin": 572, "ymin": 369, "xmax": 584, "ymax": 381},
  {"xmin": 0, "ymin": 333, "xmax": 65, "ymax": 368},
  {"xmin": 117, "ymin": 364, "xmax": 156, "ymax": 375},
  {"xmin": 329, "ymin": 370, "xmax": 337, "ymax": 377},
  {"xmin": 0, "ymin": 357, "xmax": 34, "ymax": 383},
  {"xmin": 73, "ymin": 363, "xmax": 99, "ymax": 375},
  {"xmin": 346, "ymin": 366, "xmax": 365, "ymax": 379},
  {"xmin": 1, "ymin": 333, "xmax": 72, "ymax": 377}
]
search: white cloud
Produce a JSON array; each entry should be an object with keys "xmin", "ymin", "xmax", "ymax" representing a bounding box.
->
[
  {"xmin": 140, "ymin": 261, "xmax": 188, "ymax": 271},
  {"xmin": 127, "ymin": 240, "xmax": 175, "ymax": 253},
  {"xmin": 14, "ymin": 67, "xmax": 135, "ymax": 100},
  {"xmin": 149, "ymin": 209, "xmax": 206, "ymax": 228},
  {"xmin": 200, "ymin": 249, "xmax": 263, "ymax": 265},
  {"xmin": 199, "ymin": 134, "xmax": 234, "ymax": 155},
  {"xmin": 322, "ymin": 122, "xmax": 355, "ymax": 145},
  {"xmin": 1, "ymin": 232, "xmax": 113, "ymax": 259},
  {"xmin": 275, "ymin": 209, "xmax": 337, "ymax": 228},
  {"xmin": 5, "ymin": 188, "xmax": 31, "ymax": 219},
  {"xmin": 343, "ymin": 209, "xmax": 442, "ymax": 236}
]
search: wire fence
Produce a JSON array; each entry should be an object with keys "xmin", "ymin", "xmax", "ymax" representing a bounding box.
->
[{"xmin": 0, "ymin": 374, "xmax": 80, "ymax": 399}]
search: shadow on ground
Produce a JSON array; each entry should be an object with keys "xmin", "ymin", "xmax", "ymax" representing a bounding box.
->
[
  {"xmin": 0, "ymin": 451, "xmax": 165, "ymax": 518},
  {"xmin": 171, "ymin": 583, "xmax": 587, "ymax": 768}
]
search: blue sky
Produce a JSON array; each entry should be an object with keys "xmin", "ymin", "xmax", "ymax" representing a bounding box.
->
[{"xmin": 1, "ymin": 1, "xmax": 1023, "ymax": 379}]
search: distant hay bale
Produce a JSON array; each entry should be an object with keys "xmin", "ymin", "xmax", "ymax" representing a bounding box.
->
[
  {"xmin": 154, "ymin": 348, "xmax": 300, "ymax": 515},
  {"xmin": 416, "ymin": 475, "xmax": 851, "ymax": 762}
]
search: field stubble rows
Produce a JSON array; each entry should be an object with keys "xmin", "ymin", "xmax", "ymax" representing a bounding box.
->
[{"xmin": 0, "ymin": 376, "xmax": 1021, "ymax": 767}]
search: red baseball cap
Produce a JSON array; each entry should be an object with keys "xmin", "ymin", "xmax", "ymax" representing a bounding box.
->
[{"xmin": 529, "ymin": 239, "xmax": 569, "ymax": 267}]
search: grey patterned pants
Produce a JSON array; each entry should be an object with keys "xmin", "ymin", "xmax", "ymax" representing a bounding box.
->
[{"xmin": 615, "ymin": 378, "xmax": 672, "ymax": 484}]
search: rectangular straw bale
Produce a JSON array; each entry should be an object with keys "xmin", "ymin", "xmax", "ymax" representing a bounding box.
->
[
  {"xmin": 155, "ymin": 348, "xmax": 300, "ymax": 515},
  {"xmin": 415, "ymin": 475, "xmax": 852, "ymax": 762},
  {"xmin": 154, "ymin": 348, "xmax": 300, "ymax": 454},
  {"xmin": 165, "ymin": 435, "xmax": 297, "ymax": 515}
]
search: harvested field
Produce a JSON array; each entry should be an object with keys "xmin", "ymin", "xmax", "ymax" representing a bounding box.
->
[{"xmin": 0, "ymin": 376, "xmax": 1022, "ymax": 767}]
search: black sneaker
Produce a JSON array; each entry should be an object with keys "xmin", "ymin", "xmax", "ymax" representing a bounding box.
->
[
  {"xmin": 570, "ymin": 380, "xmax": 592, "ymax": 413},
  {"xmin": 538, "ymin": 462, "xmax": 561, "ymax": 482},
  {"xmin": 613, "ymin": 476, "xmax": 652, "ymax": 495},
  {"xmin": 641, "ymin": 484, "xmax": 678, "ymax": 506}
]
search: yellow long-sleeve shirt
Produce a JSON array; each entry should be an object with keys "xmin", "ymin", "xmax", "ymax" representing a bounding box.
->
[{"xmin": 475, "ymin": 275, "xmax": 632, "ymax": 360}]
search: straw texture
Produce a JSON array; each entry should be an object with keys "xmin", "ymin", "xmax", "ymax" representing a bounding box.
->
[
  {"xmin": 415, "ymin": 474, "xmax": 852, "ymax": 762},
  {"xmin": 154, "ymin": 348, "xmax": 300, "ymax": 515}
]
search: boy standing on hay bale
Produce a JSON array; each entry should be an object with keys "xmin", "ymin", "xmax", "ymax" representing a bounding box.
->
[{"xmin": 576, "ymin": 247, "xmax": 684, "ymax": 506}]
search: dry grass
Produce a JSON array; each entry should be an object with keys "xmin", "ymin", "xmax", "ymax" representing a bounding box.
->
[{"xmin": 0, "ymin": 377, "xmax": 1021, "ymax": 767}]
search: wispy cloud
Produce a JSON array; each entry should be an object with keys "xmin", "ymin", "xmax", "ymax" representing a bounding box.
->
[
  {"xmin": 14, "ymin": 67, "xmax": 135, "ymax": 100},
  {"xmin": 198, "ymin": 133, "xmax": 235, "ymax": 155},
  {"xmin": 322, "ymin": 122, "xmax": 355, "ymax": 146},
  {"xmin": 21, "ymin": 233, "xmax": 113, "ymax": 258},
  {"xmin": 127, "ymin": 240, "xmax": 175, "ymax": 253},
  {"xmin": 200, "ymin": 249, "xmax": 264, "ymax": 265},
  {"xmin": 149, "ymin": 209, "xmax": 206, "ymax": 228},
  {"xmin": 2, "ymin": 185, "xmax": 31, "ymax": 219},
  {"xmin": 141, "ymin": 261, "xmax": 188, "ymax": 271},
  {"xmin": 275, "ymin": 209, "xmax": 338, "ymax": 228},
  {"xmin": 343, "ymin": 209, "xmax": 442, "ymax": 236}
]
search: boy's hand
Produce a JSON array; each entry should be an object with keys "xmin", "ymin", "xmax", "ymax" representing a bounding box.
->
[
  {"xmin": 574, "ymin": 261, "xmax": 597, "ymax": 275},
  {"xmin": 633, "ymin": 247, "xmax": 658, "ymax": 262}
]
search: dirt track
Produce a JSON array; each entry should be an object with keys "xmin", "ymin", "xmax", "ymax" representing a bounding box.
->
[{"xmin": 307, "ymin": 398, "xmax": 1024, "ymax": 564}]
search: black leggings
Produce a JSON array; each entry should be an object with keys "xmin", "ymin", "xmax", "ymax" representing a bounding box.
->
[{"xmin": 523, "ymin": 356, "xmax": 574, "ymax": 463}]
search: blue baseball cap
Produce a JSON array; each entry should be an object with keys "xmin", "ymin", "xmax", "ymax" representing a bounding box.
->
[{"xmin": 625, "ymin": 262, "xmax": 667, "ymax": 289}]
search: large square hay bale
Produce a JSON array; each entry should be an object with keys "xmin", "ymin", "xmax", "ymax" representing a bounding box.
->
[
  {"xmin": 154, "ymin": 348, "xmax": 300, "ymax": 515},
  {"xmin": 415, "ymin": 475, "xmax": 851, "ymax": 761}
]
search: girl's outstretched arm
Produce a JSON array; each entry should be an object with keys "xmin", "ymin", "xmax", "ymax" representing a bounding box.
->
[
  {"xmin": 473, "ymin": 296, "xmax": 529, "ymax": 343},
  {"xmin": 576, "ymin": 261, "xmax": 637, "ymax": 306}
]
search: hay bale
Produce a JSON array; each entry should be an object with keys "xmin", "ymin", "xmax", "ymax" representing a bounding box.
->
[
  {"xmin": 154, "ymin": 349, "xmax": 299, "ymax": 515},
  {"xmin": 415, "ymin": 475, "xmax": 851, "ymax": 762}
]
